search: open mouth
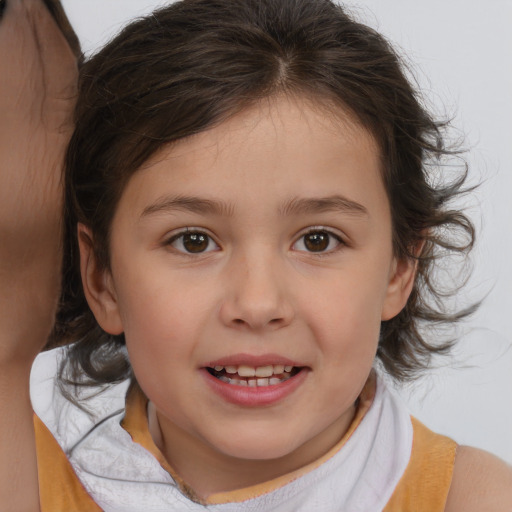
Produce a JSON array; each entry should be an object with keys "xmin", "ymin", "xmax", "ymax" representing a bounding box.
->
[{"xmin": 206, "ymin": 364, "xmax": 302, "ymax": 387}]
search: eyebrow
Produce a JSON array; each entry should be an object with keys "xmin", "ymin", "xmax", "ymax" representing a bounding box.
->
[
  {"xmin": 279, "ymin": 195, "xmax": 368, "ymax": 217},
  {"xmin": 140, "ymin": 194, "xmax": 368, "ymax": 219},
  {"xmin": 141, "ymin": 195, "xmax": 235, "ymax": 218}
]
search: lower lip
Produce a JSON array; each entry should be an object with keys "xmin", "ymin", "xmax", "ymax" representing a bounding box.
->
[{"xmin": 201, "ymin": 368, "xmax": 308, "ymax": 407}]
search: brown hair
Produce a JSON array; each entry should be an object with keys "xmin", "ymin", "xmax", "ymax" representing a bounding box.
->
[{"xmin": 50, "ymin": 0, "xmax": 475, "ymax": 386}]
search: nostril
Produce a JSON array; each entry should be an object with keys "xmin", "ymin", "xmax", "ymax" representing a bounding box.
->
[{"xmin": 232, "ymin": 317, "xmax": 284, "ymax": 327}]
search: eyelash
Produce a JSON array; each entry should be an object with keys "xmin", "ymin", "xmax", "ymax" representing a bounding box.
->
[{"xmin": 164, "ymin": 227, "xmax": 345, "ymax": 256}]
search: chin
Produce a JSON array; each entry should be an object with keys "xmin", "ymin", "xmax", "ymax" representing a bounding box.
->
[{"xmin": 211, "ymin": 431, "xmax": 302, "ymax": 462}]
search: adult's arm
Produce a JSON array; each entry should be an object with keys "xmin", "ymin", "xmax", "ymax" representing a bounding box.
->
[{"xmin": 0, "ymin": 0, "xmax": 79, "ymax": 509}]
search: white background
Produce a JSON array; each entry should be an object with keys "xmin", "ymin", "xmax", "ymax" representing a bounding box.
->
[{"xmin": 60, "ymin": 0, "xmax": 512, "ymax": 463}]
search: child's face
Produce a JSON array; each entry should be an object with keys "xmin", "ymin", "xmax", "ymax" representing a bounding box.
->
[{"xmin": 83, "ymin": 97, "xmax": 415, "ymax": 475}]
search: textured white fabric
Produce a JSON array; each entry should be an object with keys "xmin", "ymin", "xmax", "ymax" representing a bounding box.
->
[{"xmin": 31, "ymin": 347, "xmax": 413, "ymax": 512}]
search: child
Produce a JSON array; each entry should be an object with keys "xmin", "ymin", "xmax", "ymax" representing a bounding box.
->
[{"xmin": 1, "ymin": 0, "xmax": 511, "ymax": 510}]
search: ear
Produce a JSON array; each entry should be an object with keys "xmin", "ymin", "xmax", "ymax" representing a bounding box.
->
[
  {"xmin": 381, "ymin": 243, "xmax": 423, "ymax": 321},
  {"xmin": 78, "ymin": 224, "xmax": 124, "ymax": 335}
]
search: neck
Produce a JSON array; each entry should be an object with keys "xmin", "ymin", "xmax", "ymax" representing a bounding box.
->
[{"xmin": 148, "ymin": 401, "xmax": 357, "ymax": 501}]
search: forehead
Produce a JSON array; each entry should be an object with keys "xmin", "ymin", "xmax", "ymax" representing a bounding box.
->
[{"xmin": 116, "ymin": 96, "xmax": 387, "ymax": 220}]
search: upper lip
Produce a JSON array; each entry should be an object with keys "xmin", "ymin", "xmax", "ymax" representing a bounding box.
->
[{"xmin": 203, "ymin": 353, "xmax": 305, "ymax": 368}]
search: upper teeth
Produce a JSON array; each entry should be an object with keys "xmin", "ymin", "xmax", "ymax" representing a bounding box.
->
[{"xmin": 213, "ymin": 364, "xmax": 294, "ymax": 377}]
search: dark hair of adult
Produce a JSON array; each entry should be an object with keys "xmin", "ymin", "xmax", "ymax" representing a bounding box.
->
[{"xmin": 49, "ymin": 0, "xmax": 475, "ymax": 388}]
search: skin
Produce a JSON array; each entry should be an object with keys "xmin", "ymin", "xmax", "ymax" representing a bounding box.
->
[
  {"xmin": 81, "ymin": 97, "xmax": 418, "ymax": 498},
  {"xmin": 0, "ymin": 1, "xmax": 77, "ymax": 511},
  {"xmin": 446, "ymin": 447, "xmax": 512, "ymax": 511}
]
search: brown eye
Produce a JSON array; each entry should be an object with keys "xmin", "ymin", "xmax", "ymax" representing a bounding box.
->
[
  {"xmin": 293, "ymin": 229, "xmax": 342, "ymax": 253},
  {"xmin": 169, "ymin": 231, "xmax": 218, "ymax": 254},
  {"xmin": 182, "ymin": 233, "xmax": 209, "ymax": 252},
  {"xmin": 304, "ymin": 231, "xmax": 329, "ymax": 252}
]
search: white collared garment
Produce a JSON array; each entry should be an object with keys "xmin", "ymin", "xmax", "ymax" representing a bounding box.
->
[{"xmin": 31, "ymin": 347, "xmax": 413, "ymax": 512}]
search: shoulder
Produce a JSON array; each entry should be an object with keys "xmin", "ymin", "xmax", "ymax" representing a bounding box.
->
[{"xmin": 445, "ymin": 445, "xmax": 512, "ymax": 511}]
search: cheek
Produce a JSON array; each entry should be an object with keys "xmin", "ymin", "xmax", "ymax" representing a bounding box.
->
[
  {"xmin": 119, "ymin": 292, "xmax": 196, "ymax": 356},
  {"xmin": 119, "ymin": 287, "xmax": 203, "ymax": 412},
  {"xmin": 114, "ymin": 257, "xmax": 206, "ymax": 329},
  {"xmin": 300, "ymin": 272, "xmax": 386, "ymax": 356},
  {"xmin": 114, "ymin": 267, "xmax": 217, "ymax": 365}
]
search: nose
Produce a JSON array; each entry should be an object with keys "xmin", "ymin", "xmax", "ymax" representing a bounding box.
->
[{"xmin": 219, "ymin": 250, "xmax": 294, "ymax": 331}]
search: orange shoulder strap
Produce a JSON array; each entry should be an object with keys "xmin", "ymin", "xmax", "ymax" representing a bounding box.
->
[
  {"xmin": 383, "ymin": 417, "xmax": 456, "ymax": 512},
  {"xmin": 34, "ymin": 414, "xmax": 102, "ymax": 512}
]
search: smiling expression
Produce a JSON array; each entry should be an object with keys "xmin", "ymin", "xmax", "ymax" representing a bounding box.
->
[{"xmin": 80, "ymin": 96, "xmax": 416, "ymax": 496}]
